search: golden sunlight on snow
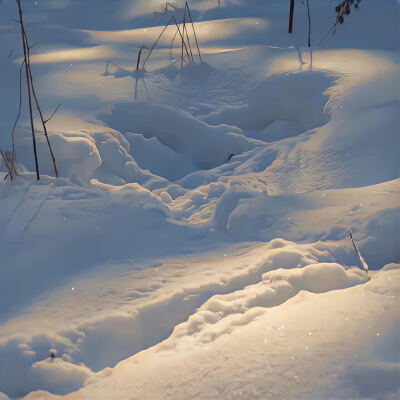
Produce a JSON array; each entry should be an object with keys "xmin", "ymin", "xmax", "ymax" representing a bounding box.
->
[
  {"xmin": 120, "ymin": 0, "xmax": 221, "ymax": 19},
  {"xmin": 27, "ymin": 45, "xmax": 117, "ymax": 64},
  {"xmin": 268, "ymin": 49, "xmax": 394, "ymax": 81},
  {"xmin": 42, "ymin": 64, "xmax": 132, "ymax": 102},
  {"xmin": 80, "ymin": 18, "xmax": 269, "ymax": 46}
]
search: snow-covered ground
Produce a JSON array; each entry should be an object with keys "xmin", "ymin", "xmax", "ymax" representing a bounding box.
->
[{"xmin": 0, "ymin": 0, "xmax": 399, "ymax": 399}]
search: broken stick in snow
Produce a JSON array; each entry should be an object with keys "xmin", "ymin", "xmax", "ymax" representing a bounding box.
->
[{"xmin": 349, "ymin": 229, "xmax": 369, "ymax": 275}]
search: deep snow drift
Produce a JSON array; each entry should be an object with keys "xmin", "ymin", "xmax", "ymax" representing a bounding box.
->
[{"xmin": 0, "ymin": 0, "xmax": 399, "ymax": 399}]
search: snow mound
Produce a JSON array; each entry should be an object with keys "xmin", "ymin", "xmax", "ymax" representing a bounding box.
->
[
  {"xmin": 100, "ymin": 101, "xmax": 254, "ymax": 170},
  {"xmin": 0, "ymin": 333, "xmax": 93, "ymax": 398},
  {"xmin": 382, "ymin": 263, "xmax": 400, "ymax": 272},
  {"xmin": 264, "ymin": 63, "xmax": 400, "ymax": 192},
  {"xmin": 264, "ymin": 262, "xmax": 367, "ymax": 293},
  {"xmin": 201, "ymin": 70, "xmax": 333, "ymax": 135},
  {"xmin": 125, "ymin": 133, "xmax": 197, "ymax": 181},
  {"xmin": 14, "ymin": 130, "xmax": 101, "ymax": 182},
  {"xmin": 12, "ymin": 124, "xmax": 163, "ymax": 186},
  {"xmin": 359, "ymin": 208, "xmax": 400, "ymax": 268}
]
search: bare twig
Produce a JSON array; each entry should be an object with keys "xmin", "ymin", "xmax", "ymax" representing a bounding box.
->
[
  {"xmin": 169, "ymin": 26, "xmax": 180, "ymax": 61},
  {"xmin": 142, "ymin": 15, "xmax": 190, "ymax": 69},
  {"xmin": 16, "ymin": 0, "xmax": 39, "ymax": 180},
  {"xmin": 11, "ymin": 61, "xmax": 25, "ymax": 159},
  {"xmin": 288, "ymin": 0, "xmax": 295, "ymax": 34},
  {"xmin": 16, "ymin": 0, "xmax": 59, "ymax": 179},
  {"xmin": 318, "ymin": 0, "xmax": 361, "ymax": 46},
  {"xmin": 349, "ymin": 229, "xmax": 369, "ymax": 275},
  {"xmin": 183, "ymin": 5, "xmax": 194, "ymax": 63},
  {"xmin": 24, "ymin": 29, "xmax": 59, "ymax": 177},
  {"xmin": 44, "ymin": 103, "xmax": 62, "ymax": 124},
  {"xmin": 184, "ymin": 2, "xmax": 202, "ymax": 62},
  {"xmin": 163, "ymin": 2, "xmax": 177, "ymax": 14},
  {"xmin": 1, "ymin": 150, "xmax": 18, "ymax": 181},
  {"xmin": 105, "ymin": 60, "xmax": 125, "ymax": 75},
  {"xmin": 306, "ymin": 0, "xmax": 311, "ymax": 48},
  {"xmin": 136, "ymin": 46, "xmax": 149, "ymax": 71}
]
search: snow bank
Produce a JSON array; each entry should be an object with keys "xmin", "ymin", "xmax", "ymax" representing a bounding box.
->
[
  {"xmin": 263, "ymin": 60, "xmax": 400, "ymax": 193},
  {"xmin": 23, "ymin": 267, "xmax": 399, "ymax": 400},
  {"xmin": 0, "ymin": 239, "xmax": 360, "ymax": 397},
  {"xmin": 169, "ymin": 262, "xmax": 368, "ymax": 348}
]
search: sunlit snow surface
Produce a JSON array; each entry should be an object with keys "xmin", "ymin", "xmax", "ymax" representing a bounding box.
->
[{"xmin": 0, "ymin": 0, "xmax": 399, "ymax": 399}]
